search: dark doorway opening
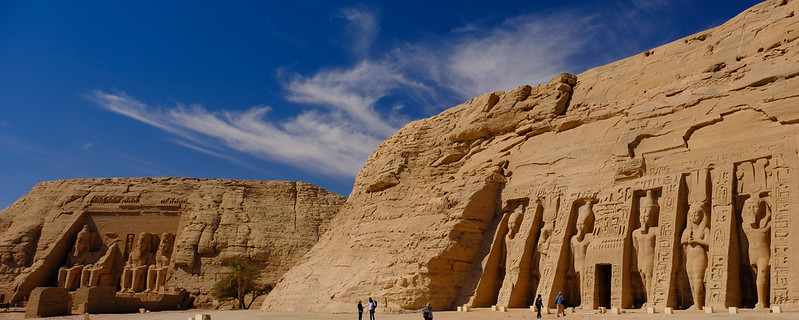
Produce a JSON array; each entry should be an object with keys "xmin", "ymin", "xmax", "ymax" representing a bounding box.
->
[{"xmin": 597, "ymin": 264, "xmax": 612, "ymax": 309}]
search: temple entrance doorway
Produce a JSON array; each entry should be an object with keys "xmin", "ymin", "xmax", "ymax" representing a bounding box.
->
[{"xmin": 596, "ymin": 264, "xmax": 612, "ymax": 309}]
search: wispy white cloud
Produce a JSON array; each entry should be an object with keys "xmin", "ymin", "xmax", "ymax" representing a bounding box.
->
[
  {"xmin": 82, "ymin": 143, "xmax": 94, "ymax": 152},
  {"xmin": 338, "ymin": 6, "xmax": 379, "ymax": 59},
  {"xmin": 90, "ymin": 91, "xmax": 381, "ymax": 177},
  {"xmin": 284, "ymin": 60, "xmax": 430, "ymax": 137},
  {"xmin": 411, "ymin": 12, "xmax": 592, "ymax": 98},
  {"xmin": 89, "ymin": 6, "xmax": 638, "ymax": 180}
]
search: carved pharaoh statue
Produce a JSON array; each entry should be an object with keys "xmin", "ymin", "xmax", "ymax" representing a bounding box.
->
[
  {"xmin": 570, "ymin": 201, "xmax": 594, "ymax": 306},
  {"xmin": 681, "ymin": 201, "xmax": 710, "ymax": 310},
  {"xmin": 742, "ymin": 195, "xmax": 771, "ymax": 309},
  {"xmin": 58, "ymin": 225, "xmax": 97, "ymax": 291},
  {"xmin": 496, "ymin": 206, "xmax": 525, "ymax": 305},
  {"xmin": 120, "ymin": 232, "xmax": 155, "ymax": 293},
  {"xmin": 146, "ymin": 233, "xmax": 175, "ymax": 292},
  {"xmin": 537, "ymin": 197, "xmax": 558, "ymax": 265},
  {"xmin": 632, "ymin": 190, "xmax": 660, "ymax": 306},
  {"xmin": 82, "ymin": 241, "xmax": 120, "ymax": 287}
]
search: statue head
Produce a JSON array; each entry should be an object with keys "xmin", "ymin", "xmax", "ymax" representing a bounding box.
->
[
  {"xmin": 687, "ymin": 201, "xmax": 706, "ymax": 225},
  {"xmin": 507, "ymin": 206, "xmax": 524, "ymax": 237},
  {"xmin": 137, "ymin": 232, "xmax": 153, "ymax": 252},
  {"xmin": 576, "ymin": 201, "xmax": 594, "ymax": 236},
  {"xmin": 73, "ymin": 225, "xmax": 92, "ymax": 253},
  {"xmin": 639, "ymin": 190, "xmax": 660, "ymax": 228}
]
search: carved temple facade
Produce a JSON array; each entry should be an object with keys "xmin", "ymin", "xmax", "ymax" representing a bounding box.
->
[
  {"xmin": 0, "ymin": 179, "xmax": 345, "ymax": 306},
  {"xmin": 467, "ymin": 131, "xmax": 797, "ymax": 311}
]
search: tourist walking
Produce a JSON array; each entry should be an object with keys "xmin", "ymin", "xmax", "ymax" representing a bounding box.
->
[
  {"xmin": 421, "ymin": 302, "xmax": 433, "ymax": 320},
  {"xmin": 534, "ymin": 294, "xmax": 544, "ymax": 318},
  {"xmin": 555, "ymin": 292, "xmax": 566, "ymax": 317},
  {"xmin": 368, "ymin": 297, "xmax": 377, "ymax": 320},
  {"xmin": 357, "ymin": 300, "xmax": 364, "ymax": 320}
]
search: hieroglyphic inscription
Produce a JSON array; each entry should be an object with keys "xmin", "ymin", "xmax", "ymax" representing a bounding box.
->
[
  {"xmin": 593, "ymin": 203, "xmax": 627, "ymax": 239},
  {"xmin": 706, "ymin": 166, "xmax": 733, "ymax": 307},
  {"xmin": 650, "ymin": 174, "xmax": 680, "ymax": 307},
  {"xmin": 585, "ymin": 264, "xmax": 595, "ymax": 308},
  {"xmin": 611, "ymin": 264, "xmax": 623, "ymax": 307},
  {"xmin": 771, "ymin": 153, "xmax": 790, "ymax": 304},
  {"xmin": 89, "ymin": 195, "xmax": 140, "ymax": 204}
]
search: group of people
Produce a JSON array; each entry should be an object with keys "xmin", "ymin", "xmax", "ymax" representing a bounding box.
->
[
  {"xmin": 356, "ymin": 293, "xmax": 568, "ymax": 319},
  {"xmin": 356, "ymin": 299, "xmax": 433, "ymax": 320},
  {"xmin": 356, "ymin": 298, "xmax": 378, "ymax": 320},
  {"xmin": 533, "ymin": 292, "xmax": 566, "ymax": 318}
]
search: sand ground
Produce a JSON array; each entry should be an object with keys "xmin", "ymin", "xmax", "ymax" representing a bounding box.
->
[{"xmin": 0, "ymin": 308, "xmax": 794, "ymax": 320}]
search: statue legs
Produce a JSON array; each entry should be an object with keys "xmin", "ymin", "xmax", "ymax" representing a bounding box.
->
[
  {"xmin": 64, "ymin": 265, "xmax": 85, "ymax": 291},
  {"xmin": 145, "ymin": 267, "xmax": 157, "ymax": 292},
  {"xmin": 753, "ymin": 262, "xmax": 770, "ymax": 309},
  {"xmin": 156, "ymin": 267, "xmax": 168, "ymax": 292},
  {"xmin": 687, "ymin": 274, "xmax": 704, "ymax": 310},
  {"xmin": 130, "ymin": 266, "xmax": 148, "ymax": 292},
  {"xmin": 58, "ymin": 268, "xmax": 68, "ymax": 288},
  {"xmin": 120, "ymin": 267, "xmax": 132, "ymax": 292}
]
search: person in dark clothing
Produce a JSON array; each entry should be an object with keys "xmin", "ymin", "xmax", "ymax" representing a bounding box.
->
[
  {"xmin": 421, "ymin": 302, "xmax": 433, "ymax": 320},
  {"xmin": 535, "ymin": 294, "xmax": 544, "ymax": 318},
  {"xmin": 357, "ymin": 300, "xmax": 364, "ymax": 320}
]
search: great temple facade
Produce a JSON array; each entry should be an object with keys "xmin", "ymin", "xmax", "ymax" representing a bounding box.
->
[{"xmin": 0, "ymin": 178, "xmax": 344, "ymax": 309}]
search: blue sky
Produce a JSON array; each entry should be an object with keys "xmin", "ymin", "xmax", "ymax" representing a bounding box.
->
[{"xmin": 0, "ymin": 1, "xmax": 760, "ymax": 209}]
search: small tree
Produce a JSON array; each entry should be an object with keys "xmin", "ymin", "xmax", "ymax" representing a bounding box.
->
[{"xmin": 211, "ymin": 260, "xmax": 272, "ymax": 309}]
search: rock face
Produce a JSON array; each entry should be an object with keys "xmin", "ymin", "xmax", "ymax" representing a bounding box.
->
[
  {"xmin": 263, "ymin": 0, "xmax": 799, "ymax": 313},
  {"xmin": 0, "ymin": 178, "xmax": 345, "ymax": 305}
]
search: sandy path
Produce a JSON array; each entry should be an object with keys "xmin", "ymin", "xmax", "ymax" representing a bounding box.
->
[{"xmin": 0, "ymin": 308, "xmax": 792, "ymax": 320}]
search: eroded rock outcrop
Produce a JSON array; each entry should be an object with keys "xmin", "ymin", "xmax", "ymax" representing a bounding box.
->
[
  {"xmin": 0, "ymin": 178, "xmax": 345, "ymax": 305},
  {"xmin": 263, "ymin": 0, "xmax": 799, "ymax": 313}
]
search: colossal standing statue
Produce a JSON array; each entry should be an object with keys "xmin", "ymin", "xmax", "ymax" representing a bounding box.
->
[
  {"xmin": 741, "ymin": 195, "xmax": 771, "ymax": 309},
  {"xmin": 496, "ymin": 206, "xmax": 525, "ymax": 305},
  {"xmin": 681, "ymin": 202, "xmax": 710, "ymax": 310},
  {"xmin": 570, "ymin": 201, "xmax": 594, "ymax": 306},
  {"xmin": 632, "ymin": 190, "xmax": 659, "ymax": 306}
]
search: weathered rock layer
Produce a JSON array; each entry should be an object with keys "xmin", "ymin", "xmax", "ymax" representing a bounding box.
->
[
  {"xmin": 0, "ymin": 178, "xmax": 345, "ymax": 305},
  {"xmin": 263, "ymin": 0, "xmax": 799, "ymax": 313}
]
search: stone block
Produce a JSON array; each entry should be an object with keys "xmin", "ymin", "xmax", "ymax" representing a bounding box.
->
[
  {"xmin": 194, "ymin": 315, "xmax": 211, "ymax": 320},
  {"xmin": 457, "ymin": 306, "xmax": 462, "ymax": 312},
  {"xmin": 611, "ymin": 307, "xmax": 621, "ymax": 314},
  {"xmin": 664, "ymin": 307, "xmax": 674, "ymax": 314},
  {"xmin": 728, "ymin": 307, "xmax": 738, "ymax": 314},
  {"xmin": 704, "ymin": 306, "xmax": 713, "ymax": 313},
  {"xmin": 491, "ymin": 305, "xmax": 497, "ymax": 311},
  {"xmin": 25, "ymin": 287, "xmax": 70, "ymax": 318},
  {"xmin": 647, "ymin": 307, "xmax": 655, "ymax": 314},
  {"xmin": 73, "ymin": 286, "xmax": 116, "ymax": 314},
  {"xmin": 598, "ymin": 307, "xmax": 607, "ymax": 314},
  {"xmin": 772, "ymin": 305, "xmax": 782, "ymax": 313},
  {"xmin": 462, "ymin": 304, "xmax": 470, "ymax": 312}
]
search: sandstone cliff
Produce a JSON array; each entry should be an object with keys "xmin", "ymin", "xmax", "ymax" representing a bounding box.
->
[
  {"xmin": 0, "ymin": 178, "xmax": 345, "ymax": 306},
  {"xmin": 263, "ymin": 0, "xmax": 799, "ymax": 313}
]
